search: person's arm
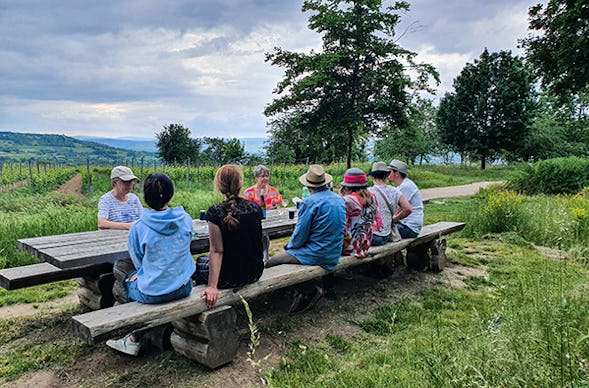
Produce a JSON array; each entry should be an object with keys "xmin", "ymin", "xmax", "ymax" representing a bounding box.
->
[
  {"xmin": 98, "ymin": 217, "xmax": 134, "ymax": 230},
  {"xmin": 269, "ymin": 187, "xmax": 283, "ymax": 209},
  {"xmin": 393, "ymin": 195, "xmax": 412, "ymax": 223},
  {"xmin": 201, "ymin": 222, "xmax": 223, "ymax": 308}
]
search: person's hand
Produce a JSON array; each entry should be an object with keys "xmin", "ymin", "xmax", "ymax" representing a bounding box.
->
[{"xmin": 201, "ymin": 286, "xmax": 219, "ymax": 308}]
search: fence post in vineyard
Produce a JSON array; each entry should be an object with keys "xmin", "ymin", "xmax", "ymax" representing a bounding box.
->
[
  {"xmin": 28, "ymin": 160, "xmax": 35, "ymax": 194},
  {"xmin": 36, "ymin": 160, "xmax": 40, "ymax": 175},
  {"xmin": 86, "ymin": 158, "xmax": 91, "ymax": 195},
  {"xmin": 0, "ymin": 162, "xmax": 2, "ymax": 179},
  {"xmin": 186, "ymin": 158, "xmax": 191, "ymax": 187},
  {"xmin": 140, "ymin": 157, "xmax": 144, "ymax": 182}
]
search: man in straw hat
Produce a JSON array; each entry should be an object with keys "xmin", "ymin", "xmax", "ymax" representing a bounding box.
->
[
  {"xmin": 265, "ymin": 164, "xmax": 345, "ymax": 312},
  {"xmin": 387, "ymin": 160, "xmax": 423, "ymax": 238}
]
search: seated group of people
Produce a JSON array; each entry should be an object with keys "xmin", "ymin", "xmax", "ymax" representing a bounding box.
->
[{"xmin": 99, "ymin": 161, "xmax": 423, "ymax": 356}]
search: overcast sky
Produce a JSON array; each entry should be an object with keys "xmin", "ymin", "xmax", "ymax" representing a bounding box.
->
[{"xmin": 0, "ymin": 0, "xmax": 537, "ymax": 140}]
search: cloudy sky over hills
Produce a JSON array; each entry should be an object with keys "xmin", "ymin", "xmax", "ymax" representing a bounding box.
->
[{"xmin": 0, "ymin": 0, "xmax": 535, "ymax": 140}]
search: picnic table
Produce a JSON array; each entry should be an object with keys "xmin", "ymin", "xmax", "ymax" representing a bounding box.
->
[{"xmin": 1, "ymin": 209, "xmax": 297, "ymax": 309}]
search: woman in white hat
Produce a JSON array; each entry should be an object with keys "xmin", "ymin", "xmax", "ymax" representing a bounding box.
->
[
  {"xmin": 98, "ymin": 166, "xmax": 142, "ymax": 230},
  {"xmin": 338, "ymin": 167, "xmax": 382, "ymax": 258}
]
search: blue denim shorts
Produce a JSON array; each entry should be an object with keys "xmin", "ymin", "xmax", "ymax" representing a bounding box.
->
[
  {"xmin": 124, "ymin": 270, "xmax": 192, "ymax": 304},
  {"xmin": 396, "ymin": 223, "xmax": 419, "ymax": 238}
]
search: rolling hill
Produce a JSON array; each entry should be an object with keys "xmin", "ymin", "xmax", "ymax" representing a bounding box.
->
[{"xmin": 0, "ymin": 131, "xmax": 158, "ymax": 166}]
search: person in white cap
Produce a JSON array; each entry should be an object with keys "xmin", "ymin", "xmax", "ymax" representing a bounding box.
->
[
  {"xmin": 387, "ymin": 160, "xmax": 423, "ymax": 238},
  {"xmin": 98, "ymin": 166, "xmax": 142, "ymax": 230}
]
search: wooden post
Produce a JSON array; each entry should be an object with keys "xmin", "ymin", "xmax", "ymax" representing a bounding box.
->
[
  {"xmin": 86, "ymin": 159, "xmax": 91, "ymax": 195},
  {"xmin": 170, "ymin": 305, "xmax": 239, "ymax": 368},
  {"xmin": 28, "ymin": 160, "xmax": 34, "ymax": 194}
]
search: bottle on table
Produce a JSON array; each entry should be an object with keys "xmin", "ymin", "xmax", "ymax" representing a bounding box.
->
[{"xmin": 260, "ymin": 189, "xmax": 267, "ymax": 219}]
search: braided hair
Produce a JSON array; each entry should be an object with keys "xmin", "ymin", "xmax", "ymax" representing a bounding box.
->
[{"xmin": 214, "ymin": 165, "xmax": 243, "ymax": 231}]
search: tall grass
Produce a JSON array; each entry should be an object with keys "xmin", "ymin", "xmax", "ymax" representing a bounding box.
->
[
  {"xmin": 463, "ymin": 186, "xmax": 589, "ymax": 250},
  {"xmin": 267, "ymin": 241, "xmax": 589, "ymax": 386}
]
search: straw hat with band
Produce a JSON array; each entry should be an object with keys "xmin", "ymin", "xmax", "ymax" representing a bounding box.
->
[
  {"xmin": 387, "ymin": 159, "xmax": 409, "ymax": 176},
  {"xmin": 299, "ymin": 164, "xmax": 332, "ymax": 188},
  {"xmin": 340, "ymin": 167, "xmax": 368, "ymax": 188}
]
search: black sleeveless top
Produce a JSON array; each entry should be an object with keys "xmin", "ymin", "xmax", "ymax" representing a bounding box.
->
[{"xmin": 206, "ymin": 198, "xmax": 264, "ymax": 288}]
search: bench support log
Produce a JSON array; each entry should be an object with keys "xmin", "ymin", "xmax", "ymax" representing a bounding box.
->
[
  {"xmin": 76, "ymin": 274, "xmax": 116, "ymax": 310},
  {"xmin": 170, "ymin": 305, "xmax": 239, "ymax": 369},
  {"xmin": 406, "ymin": 238, "xmax": 448, "ymax": 272}
]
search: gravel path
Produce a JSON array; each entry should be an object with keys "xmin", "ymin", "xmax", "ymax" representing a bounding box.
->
[{"xmin": 421, "ymin": 181, "xmax": 503, "ymax": 202}]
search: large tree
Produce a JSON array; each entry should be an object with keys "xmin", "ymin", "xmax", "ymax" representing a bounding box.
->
[
  {"xmin": 374, "ymin": 96, "xmax": 439, "ymax": 164},
  {"xmin": 520, "ymin": 0, "xmax": 589, "ymax": 102},
  {"xmin": 437, "ymin": 50, "xmax": 535, "ymax": 169},
  {"xmin": 264, "ymin": 0, "xmax": 438, "ymax": 168},
  {"xmin": 155, "ymin": 123, "xmax": 201, "ymax": 165}
]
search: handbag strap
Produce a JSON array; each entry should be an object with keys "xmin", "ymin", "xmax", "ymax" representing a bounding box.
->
[{"xmin": 374, "ymin": 185, "xmax": 395, "ymax": 218}]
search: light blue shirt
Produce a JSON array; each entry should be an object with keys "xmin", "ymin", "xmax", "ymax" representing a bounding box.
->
[
  {"xmin": 127, "ymin": 206, "xmax": 196, "ymax": 296},
  {"xmin": 285, "ymin": 187, "xmax": 346, "ymax": 270}
]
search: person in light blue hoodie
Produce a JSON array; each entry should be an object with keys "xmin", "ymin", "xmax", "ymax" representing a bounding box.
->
[{"xmin": 106, "ymin": 173, "xmax": 195, "ymax": 356}]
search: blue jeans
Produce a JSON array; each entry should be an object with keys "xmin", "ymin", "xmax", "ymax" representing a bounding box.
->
[
  {"xmin": 372, "ymin": 234, "xmax": 391, "ymax": 246},
  {"xmin": 124, "ymin": 270, "xmax": 192, "ymax": 304},
  {"xmin": 396, "ymin": 223, "xmax": 419, "ymax": 238}
]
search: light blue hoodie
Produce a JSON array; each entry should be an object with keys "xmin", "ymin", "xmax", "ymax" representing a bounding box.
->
[{"xmin": 127, "ymin": 206, "xmax": 196, "ymax": 296}]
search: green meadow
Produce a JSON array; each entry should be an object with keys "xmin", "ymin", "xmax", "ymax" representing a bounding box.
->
[{"xmin": 0, "ymin": 162, "xmax": 588, "ymax": 386}]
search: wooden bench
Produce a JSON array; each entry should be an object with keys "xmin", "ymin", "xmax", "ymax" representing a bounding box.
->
[{"xmin": 72, "ymin": 221, "xmax": 465, "ymax": 368}]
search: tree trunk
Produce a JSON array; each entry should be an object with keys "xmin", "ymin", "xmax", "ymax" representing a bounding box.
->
[
  {"xmin": 481, "ymin": 154, "xmax": 486, "ymax": 170},
  {"xmin": 346, "ymin": 127, "xmax": 353, "ymax": 169}
]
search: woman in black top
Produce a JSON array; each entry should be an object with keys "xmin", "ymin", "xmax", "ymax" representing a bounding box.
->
[{"xmin": 196, "ymin": 164, "xmax": 264, "ymax": 308}]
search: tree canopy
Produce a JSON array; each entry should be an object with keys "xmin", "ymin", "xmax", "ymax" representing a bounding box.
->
[
  {"xmin": 437, "ymin": 50, "xmax": 536, "ymax": 169},
  {"xmin": 155, "ymin": 124, "xmax": 201, "ymax": 165},
  {"xmin": 520, "ymin": 0, "xmax": 589, "ymax": 102},
  {"xmin": 264, "ymin": 0, "xmax": 439, "ymax": 168}
]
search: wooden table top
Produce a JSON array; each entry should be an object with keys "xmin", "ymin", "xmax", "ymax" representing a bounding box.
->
[{"xmin": 18, "ymin": 208, "xmax": 297, "ymax": 269}]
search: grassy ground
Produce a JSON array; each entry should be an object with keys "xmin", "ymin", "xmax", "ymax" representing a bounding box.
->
[{"xmin": 3, "ymin": 163, "xmax": 588, "ymax": 386}]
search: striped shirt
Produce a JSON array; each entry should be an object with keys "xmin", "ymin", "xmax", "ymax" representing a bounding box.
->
[{"xmin": 98, "ymin": 191, "xmax": 142, "ymax": 223}]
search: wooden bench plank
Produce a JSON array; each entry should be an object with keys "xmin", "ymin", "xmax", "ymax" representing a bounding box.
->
[
  {"xmin": 72, "ymin": 221, "xmax": 465, "ymax": 343},
  {"xmin": 0, "ymin": 262, "xmax": 113, "ymax": 290}
]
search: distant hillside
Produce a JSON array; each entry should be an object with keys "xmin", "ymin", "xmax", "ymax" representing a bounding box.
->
[
  {"xmin": 75, "ymin": 136, "xmax": 158, "ymax": 153},
  {"xmin": 76, "ymin": 136, "xmax": 267, "ymax": 155},
  {"xmin": 0, "ymin": 132, "xmax": 158, "ymax": 165}
]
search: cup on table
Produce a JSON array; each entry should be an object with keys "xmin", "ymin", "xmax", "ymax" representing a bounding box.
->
[
  {"xmin": 200, "ymin": 210, "xmax": 206, "ymax": 220},
  {"xmin": 289, "ymin": 210, "xmax": 295, "ymax": 220}
]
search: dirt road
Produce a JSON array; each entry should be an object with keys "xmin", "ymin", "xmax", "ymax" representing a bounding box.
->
[{"xmin": 421, "ymin": 181, "xmax": 503, "ymax": 202}]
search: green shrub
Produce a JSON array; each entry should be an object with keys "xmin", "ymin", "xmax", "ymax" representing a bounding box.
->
[{"xmin": 508, "ymin": 157, "xmax": 589, "ymax": 195}]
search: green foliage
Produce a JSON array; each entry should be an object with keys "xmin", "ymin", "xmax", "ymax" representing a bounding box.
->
[
  {"xmin": 437, "ymin": 49, "xmax": 536, "ymax": 169},
  {"xmin": 508, "ymin": 157, "xmax": 589, "ymax": 195},
  {"xmin": 155, "ymin": 123, "xmax": 202, "ymax": 165},
  {"xmin": 202, "ymin": 137, "xmax": 247, "ymax": 165},
  {"xmin": 264, "ymin": 0, "xmax": 439, "ymax": 167},
  {"xmin": 374, "ymin": 97, "xmax": 440, "ymax": 164},
  {"xmin": 468, "ymin": 188, "xmax": 529, "ymax": 234},
  {"xmin": 463, "ymin": 185, "xmax": 589, "ymax": 250},
  {"xmin": 521, "ymin": 0, "xmax": 589, "ymax": 101}
]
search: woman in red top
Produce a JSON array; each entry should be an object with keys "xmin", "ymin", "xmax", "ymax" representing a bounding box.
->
[
  {"xmin": 339, "ymin": 167, "xmax": 382, "ymax": 258},
  {"xmin": 243, "ymin": 165, "xmax": 283, "ymax": 209}
]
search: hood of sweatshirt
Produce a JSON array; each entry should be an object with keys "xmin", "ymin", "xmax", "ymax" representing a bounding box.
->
[{"xmin": 139, "ymin": 206, "xmax": 191, "ymax": 236}]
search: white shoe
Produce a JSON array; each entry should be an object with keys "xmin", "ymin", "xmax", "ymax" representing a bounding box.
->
[{"xmin": 106, "ymin": 334, "xmax": 140, "ymax": 356}]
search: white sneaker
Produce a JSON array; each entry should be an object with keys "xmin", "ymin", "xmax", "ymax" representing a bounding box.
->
[{"xmin": 106, "ymin": 334, "xmax": 141, "ymax": 356}]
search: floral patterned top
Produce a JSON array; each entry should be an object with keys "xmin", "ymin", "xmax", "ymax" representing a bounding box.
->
[
  {"xmin": 243, "ymin": 185, "xmax": 283, "ymax": 209},
  {"xmin": 341, "ymin": 192, "xmax": 383, "ymax": 258}
]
